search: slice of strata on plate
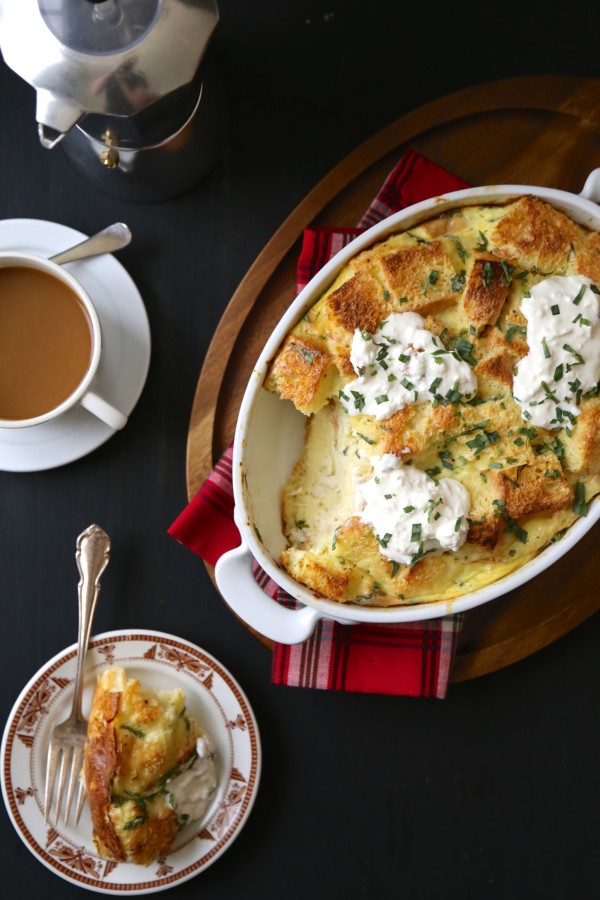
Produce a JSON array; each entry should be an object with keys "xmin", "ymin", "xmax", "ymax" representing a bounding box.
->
[{"xmin": 84, "ymin": 667, "xmax": 217, "ymax": 865}]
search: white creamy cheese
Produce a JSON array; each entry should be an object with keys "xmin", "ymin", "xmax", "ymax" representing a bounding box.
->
[
  {"xmin": 166, "ymin": 735, "xmax": 217, "ymax": 824},
  {"xmin": 339, "ymin": 312, "xmax": 477, "ymax": 421},
  {"xmin": 512, "ymin": 274, "xmax": 600, "ymax": 429},
  {"xmin": 355, "ymin": 454, "xmax": 471, "ymax": 566}
]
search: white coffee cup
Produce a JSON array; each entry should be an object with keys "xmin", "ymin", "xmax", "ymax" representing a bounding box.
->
[{"xmin": 0, "ymin": 251, "xmax": 127, "ymax": 430}]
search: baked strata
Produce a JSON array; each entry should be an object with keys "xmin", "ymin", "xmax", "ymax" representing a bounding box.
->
[
  {"xmin": 84, "ymin": 667, "xmax": 217, "ymax": 865},
  {"xmin": 265, "ymin": 196, "xmax": 600, "ymax": 606}
]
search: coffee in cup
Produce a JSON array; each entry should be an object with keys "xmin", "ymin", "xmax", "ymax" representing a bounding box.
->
[{"xmin": 0, "ymin": 252, "xmax": 127, "ymax": 430}]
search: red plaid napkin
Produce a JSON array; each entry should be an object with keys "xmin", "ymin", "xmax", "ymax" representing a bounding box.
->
[{"xmin": 169, "ymin": 148, "xmax": 470, "ymax": 698}]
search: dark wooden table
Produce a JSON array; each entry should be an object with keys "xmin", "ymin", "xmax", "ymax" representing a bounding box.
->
[{"xmin": 1, "ymin": 3, "xmax": 599, "ymax": 898}]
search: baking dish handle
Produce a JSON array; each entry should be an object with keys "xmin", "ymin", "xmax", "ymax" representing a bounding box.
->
[
  {"xmin": 580, "ymin": 168, "xmax": 600, "ymax": 203},
  {"xmin": 215, "ymin": 542, "xmax": 323, "ymax": 644}
]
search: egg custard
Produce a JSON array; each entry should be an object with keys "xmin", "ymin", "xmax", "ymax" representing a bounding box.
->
[{"xmin": 265, "ymin": 196, "xmax": 600, "ymax": 607}]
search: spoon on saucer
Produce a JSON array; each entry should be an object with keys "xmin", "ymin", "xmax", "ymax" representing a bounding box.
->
[{"xmin": 49, "ymin": 222, "xmax": 132, "ymax": 265}]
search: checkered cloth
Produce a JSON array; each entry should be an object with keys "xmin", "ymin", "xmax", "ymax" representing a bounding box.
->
[{"xmin": 169, "ymin": 148, "xmax": 470, "ymax": 697}]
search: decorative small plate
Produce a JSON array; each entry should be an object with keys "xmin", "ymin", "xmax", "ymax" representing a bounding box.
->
[{"xmin": 1, "ymin": 630, "xmax": 261, "ymax": 894}]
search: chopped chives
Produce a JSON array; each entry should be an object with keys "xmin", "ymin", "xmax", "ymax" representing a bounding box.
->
[{"xmin": 573, "ymin": 482, "xmax": 587, "ymax": 517}]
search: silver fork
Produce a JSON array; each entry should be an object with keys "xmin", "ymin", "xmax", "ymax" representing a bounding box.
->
[{"xmin": 44, "ymin": 524, "xmax": 111, "ymax": 826}]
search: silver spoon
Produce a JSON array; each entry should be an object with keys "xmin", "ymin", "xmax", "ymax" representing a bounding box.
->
[{"xmin": 49, "ymin": 222, "xmax": 132, "ymax": 265}]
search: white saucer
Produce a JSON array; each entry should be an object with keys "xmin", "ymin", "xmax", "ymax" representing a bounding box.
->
[
  {"xmin": 1, "ymin": 629, "xmax": 262, "ymax": 894},
  {"xmin": 0, "ymin": 219, "xmax": 151, "ymax": 472}
]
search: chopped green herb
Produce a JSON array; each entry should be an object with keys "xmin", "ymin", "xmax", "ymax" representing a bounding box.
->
[
  {"xmin": 563, "ymin": 344, "xmax": 584, "ymax": 365},
  {"xmin": 448, "ymin": 235, "xmax": 470, "ymax": 262},
  {"xmin": 451, "ymin": 272, "xmax": 466, "ymax": 292},
  {"xmin": 351, "ymin": 390, "xmax": 365, "ymax": 412},
  {"xmin": 403, "ymin": 505, "xmax": 415, "ymax": 513},
  {"xmin": 410, "ymin": 523, "xmax": 422, "ymax": 542},
  {"xmin": 541, "ymin": 337, "xmax": 550, "ymax": 359},
  {"xmin": 482, "ymin": 261, "xmax": 494, "ymax": 286},
  {"xmin": 120, "ymin": 724, "xmax": 145, "ymax": 739},
  {"xmin": 466, "ymin": 429, "xmax": 501, "ymax": 456},
  {"xmin": 500, "ymin": 260, "xmax": 515, "ymax": 284},
  {"xmin": 489, "ymin": 462, "xmax": 503, "ymax": 469},
  {"xmin": 553, "ymin": 364, "xmax": 564, "ymax": 382},
  {"xmin": 475, "ymin": 230, "xmax": 488, "ymax": 251},
  {"xmin": 401, "ymin": 378, "xmax": 414, "ymax": 391},
  {"xmin": 439, "ymin": 450, "xmax": 454, "ymax": 470},
  {"xmin": 391, "ymin": 562, "xmax": 400, "ymax": 578},
  {"xmin": 383, "ymin": 289, "xmax": 390, "ymax": 301},
  {"xmin": 356, "ymin": 431, "xmax": 376, "ymax": 444},
  {"xmin": 572, "ymin": 284, "xmax": 586, "ymax": 305},
  {"xmin": 506, "ymin": 322, "xmax": 527, "ymax": 343},
  {"xmin": 505, "ymin": 519, "xmax": 529, "ymax": 544},
  {"xmin": 423, "ymin": 269, "xmax": 439, "ymax": 294},
  {"xmin": 378, "ymin": 532, "xmax": 392, "ymax": 548},
  {"xmin": 551, "ymin": 304, "xmax": 560, "ymax": 316},
  {"xmin": 454, "ymin": 516, "xmax": 463, "ymax": 532},
  {"xmin": 425, "ymin": 466, "xmax": 441, "ymax": 478},
  {"xmin": 573, "ymin": 481, "xmax": 587, "ymax": 517},
  {"xmin": 375, "ymin": 394, "xmax": 389, "ymax": 405},
  {"xmin": 446, "ymin": 388, "xmax": 463, "ymax": 405},
  {"xmin": 292, "ymin": 343, "xmax": 314, "ymax": 365},
  {"xmin": 398, "ymin": 353, "xmax": 410, "ymax": 363}
]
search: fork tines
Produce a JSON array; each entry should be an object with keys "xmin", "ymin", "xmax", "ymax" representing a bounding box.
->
[{"xmin": 44, "ymin": 740, "xmax": 86, "ymax": 826}]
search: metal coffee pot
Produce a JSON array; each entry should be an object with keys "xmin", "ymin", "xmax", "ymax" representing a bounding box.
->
[{"xmin": 0, "ymin": 0, "xmax": 226, "ymax": 201}]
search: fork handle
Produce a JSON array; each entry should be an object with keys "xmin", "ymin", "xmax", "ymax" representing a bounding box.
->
[{"xmin": 72, "ymin": 525, "xmax": 111, "ymax": 721}]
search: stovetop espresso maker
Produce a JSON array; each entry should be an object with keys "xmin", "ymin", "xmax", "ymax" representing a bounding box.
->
[{"xmin": 0, "ymin": 0, "xmax": 226, "ymax": 201}]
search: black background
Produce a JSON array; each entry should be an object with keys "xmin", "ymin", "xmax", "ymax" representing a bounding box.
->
[{"xmin": 1, "ymin": 2, "xmax": 600, "ymax": 898}]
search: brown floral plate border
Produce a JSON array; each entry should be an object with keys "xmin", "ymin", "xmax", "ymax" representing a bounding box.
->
[{"xmin": 1, "ymin": 630, "xmax": 261, "ymax": 894}]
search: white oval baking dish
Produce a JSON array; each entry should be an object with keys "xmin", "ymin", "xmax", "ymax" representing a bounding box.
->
[{"xmin": 215, "ymin": 170, "xmax": 600, "ymax": 644}]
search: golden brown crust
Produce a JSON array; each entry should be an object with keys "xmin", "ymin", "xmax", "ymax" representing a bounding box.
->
[
  {"xmin": 376, "ymin": 240, "xmax": 456, "ymax": 313},
  {"xmin": 490, "ymin": 458, "xmax": 573, "ymax": 519},
  {"xmin": 325, "ymin": 271, "xmax": 388, "ymax": 335},
  {"xmin": 265, "ymin": 337, "xmax": 336, "ymax": 415},
  {"xmin": 461, "ymin": 257, "xmax": 511, "ymax": 328},
  {"xmin": 490, "ymin": 195, "xmax": 579, "ymax": 272},
  {"xmin": 473, "ymin": 348, "xmax": 517, "ymax": 392},
  {"xmin": 467, "ymin": 517, "xmax": 503, "ymax": 550},
  {"xmin": 85, "ymin": 683, "xmax": 122, "ymax": 861},
  {"xmin": 574, "ymin": 231, "xmax": 600, "ymax": 283},
  {"xmin": 563, "ymin": 396, "xmax": 600, "ymax": 474}
]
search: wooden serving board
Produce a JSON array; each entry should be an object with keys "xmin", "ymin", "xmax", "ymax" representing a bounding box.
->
[{"xmin": 186, "ymin": 75, "xmax": 600, "ymax": 682}]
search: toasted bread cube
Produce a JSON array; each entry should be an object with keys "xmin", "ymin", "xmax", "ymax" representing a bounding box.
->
[
  {"xmin": 491, "ymin": 195, "xmax": 580, "ymax": 272},
  {"xmin": 461, "ymin": 257, "xmax": 511, "ymax": 328},
  {"xmin": 266, "ymin": 337, "xmax": 338, "ymax": 415},
  {"xmin": 561, "ymin": 397, "xmax": 600, "ymax": 474},
  {"xmin": 376, "ymin": 240, "xmax": 457, "ymax": 314},
  {"xmin": 490, "ymin": 457, "xmax": 572, "ymax": 519}
]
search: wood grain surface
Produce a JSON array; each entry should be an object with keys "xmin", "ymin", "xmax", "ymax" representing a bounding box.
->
[{"xmin": 185, "ymin": 75, "xmax": 600, "ymax": 681}]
